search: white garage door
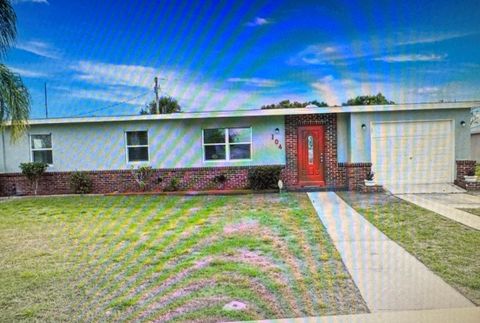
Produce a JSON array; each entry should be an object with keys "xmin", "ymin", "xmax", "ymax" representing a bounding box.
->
[{"xmin": 371, "ymin": 120, "xmax": 454, "ymax": 185}]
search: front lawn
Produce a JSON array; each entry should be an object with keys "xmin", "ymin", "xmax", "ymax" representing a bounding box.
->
[
  {"xmin": 338, "ymin": 192, "xmax": 480, "ymax": 305},
  {"xmin": 0, "ymin": 194, "xmax": 367, "ymax": 322}
]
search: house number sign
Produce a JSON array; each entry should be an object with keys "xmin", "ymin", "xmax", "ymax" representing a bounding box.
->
[{"xmin": 271, "ymin": 134, "xmax": 282, "ymax": 149}]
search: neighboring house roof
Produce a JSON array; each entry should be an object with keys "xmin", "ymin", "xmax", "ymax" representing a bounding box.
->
[{"xmin": 8, "ymin": 101, "xmax": 480, "ymax": 126}]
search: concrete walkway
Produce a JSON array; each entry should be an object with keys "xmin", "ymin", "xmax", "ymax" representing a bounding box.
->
[
  {"xmin": 307, "ymin": 192, "xmax": 474, "ymax": 312},
  {"xmin": 249, "ymin": 307, "xmax": 480, "ymax": 323},
  {"xmin": 398, "ymin": 194, "xmax": 480, "ymax": 230}
]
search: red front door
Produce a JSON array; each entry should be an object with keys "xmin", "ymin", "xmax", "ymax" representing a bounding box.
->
[{"xmin": 298, "ymin": 126, "xmax": 325, "ymax": 186}]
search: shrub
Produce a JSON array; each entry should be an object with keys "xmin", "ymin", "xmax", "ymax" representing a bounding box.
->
[
  {"xmin": 131, "ymin": 166, "xmax": 154, "ymax": 191},
  {"xmin": 69, "ymin": 172, "xmax": 93, "ymax": 194},
  {"xmin": 164, "ymin": 177, "xmax": 180, "ymax": 192},
  {"xmin": 19, "ymin": 162, "xmax": 48, "ymax": 195},
  {"xmin": 365, "ymin": 171, "xmax": 375, "ymax": 181},
  {"xmin": 248, "ymin": 166, "xmax": 283, "ymax": 190}
]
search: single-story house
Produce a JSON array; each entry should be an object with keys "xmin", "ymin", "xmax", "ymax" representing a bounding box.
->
[
  {"xmin": 470, "ymin": 124, "xmax": 480, "ymax": 162},
  {"xmin": 0, "ymin": 101, "xmax": 477, "ymax": 196}
]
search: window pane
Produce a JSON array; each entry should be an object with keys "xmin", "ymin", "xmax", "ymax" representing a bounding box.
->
[
  {"xmin": 127, "ymin": 131, "xmax": 148, "ymax": 146},
  {"xmin": 230, "ymin": 144, "xmax": 251, "ymax": 160},
  {"xmin": 229, "ymin": 128, "xmax": 251, "ymax": 143},
  {"xmin": 33, "ymin": 150, "xmax": 53, "ymax": 164},
  {"xmin": 31, "ymin": 135, "xmax": 51, "ymax": 149},
  {"xmin": 308, "ymin": 135, "xmax": 314, "ymax": 165},
  {"xmin": 128, "ymin": 147, "xmax": 149, "ymax": 162},
  {"xmin": 205, "ymin": 145, "xmax": 226, "ymax": 160},
  {"xmin": 204, "ymin": 129, "xmax": 225, "ymax": 144}
]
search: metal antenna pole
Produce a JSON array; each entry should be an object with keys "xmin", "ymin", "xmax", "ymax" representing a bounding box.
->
[
  {"xmin": 154, "ymin": 77, "xmax": 160, "ymax": 114},
  {"xmin": 44, "ymin": 82, "xmax": 48, "ymax": 118}
]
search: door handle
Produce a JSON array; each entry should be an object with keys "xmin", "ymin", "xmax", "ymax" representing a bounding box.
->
[{"xmin": 320, "ymin": 154, "xmax": 324, "ymax": 163}]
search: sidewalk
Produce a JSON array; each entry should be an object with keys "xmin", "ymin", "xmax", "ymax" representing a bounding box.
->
[
  {"xmin": 247, "ymin": 307, "xmax": 480, "ymax": 323},
  {"xmin": 307, "ymin": 192, "xmax": 474, "ymax": 312}
]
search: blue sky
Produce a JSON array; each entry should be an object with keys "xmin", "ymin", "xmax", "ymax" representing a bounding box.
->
[{"xmin": 7, "ymin": 0, "xmax": 480, "ymax": 118}]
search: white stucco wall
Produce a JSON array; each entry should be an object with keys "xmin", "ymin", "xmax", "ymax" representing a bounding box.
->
[
  {"xmin": 471, "ymin": 133, "xmax": 480, "ymax": 162},
  {"xmin": 348, "ymin": 108, "xmax": 471, "ymax": 162},
  {"xmin": 336, "ymin": 113, "xmax": 350, "ymax": 163},
  {"xmin": 0, "ymin": 116, "xmax": 286, "ymax": 173}
]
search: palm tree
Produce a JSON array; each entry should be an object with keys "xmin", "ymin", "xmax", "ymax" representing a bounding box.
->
[{"xmin": 0, "ymin": 0, "xmax": 30, "ymax": 140}]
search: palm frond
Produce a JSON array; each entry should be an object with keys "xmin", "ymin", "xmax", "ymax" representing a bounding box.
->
[
  {"xmin": 0, "ymin": 0, "xmax": 16, "ymax": 56},
  {"xmin": 0, "ymin": 64, "xmax": 30, "ymax": 140}
]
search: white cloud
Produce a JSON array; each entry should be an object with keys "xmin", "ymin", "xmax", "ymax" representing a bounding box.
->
[
  {"xmin": 374, "ymin": 54, "xmax": 447, "ymax": 63},
  {"xmin": 15, "ymin": 41, "xmax": 60, "ymax": 59},
  {"xmin": 288, "ymin": 43, "xmax": 368, "ymax": 65},
  {"xmin": 245, "ymin": 17, "xmax": 271, "ymax": 27},
  {"xmin": 71, "ymin": 61, "xmax": 177, "ymax": 89},
  {"xmin": 9, "ymin": 67, "xmax": 47, "ymax": 78},
  {"xmin": 311, "ymin": 75, "xmax": 394, "ymax": 106},
  {"xmin": 13, "ymin": 0, "xmax": 49, "ymax": 3},
  {"xmin": 396, "ymin": 31, "xmax": 478, "ymax": 46},
  {"xmin": 417, "ymin": 86, "xmax": 440, "ymax": 94},
  {"xmin": 227, "ymin": 77, "xmax": 279, "ymax": 87},
  {"xmin": 66, "ymin": 61, "xmax": 289, "ymax": 112}
]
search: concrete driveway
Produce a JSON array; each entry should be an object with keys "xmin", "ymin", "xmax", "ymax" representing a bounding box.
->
[
  {"xmin": 385, "ymin": 183, "xmax": 465, "ymax": 194},
  {"xmin": 396, "ymin": 193, "xmax": 480, "ymax": 230}
]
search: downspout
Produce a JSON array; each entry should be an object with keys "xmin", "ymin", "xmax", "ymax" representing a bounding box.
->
[{"xmin": 1, "ymin": 128, "xmax": 6, "ymax": 173}]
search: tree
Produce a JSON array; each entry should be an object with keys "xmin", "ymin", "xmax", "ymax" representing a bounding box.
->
[
  {"xmin": 342, "ymin": 93, "xmax": 394, "ymax": 106},
  {"xmin": 261, "ymin": 100, "xmax": 328, "ymax": 109},
  {"xmin": 140, "ymin": 97, "xmax": 181, "ymax": 114},
  {"xmin": 0, "ymin": 0, "xmax": 30, "ymax": 140},
  {"xmin": 19, "ymin": 162, "xmax": 48, "ymax": 195}
]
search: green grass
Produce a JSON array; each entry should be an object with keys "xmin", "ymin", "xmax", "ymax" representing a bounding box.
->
[
  {"xmin": 338, "ymin": 192, "xmax": 480, "ymax": 305},
  {"xmin": 461, "ymin": 208, "xmax": 480, "ymax": 217},
  {"xmin": 0, "ymin": 194, "xmax": 367, "ymax": 322}
]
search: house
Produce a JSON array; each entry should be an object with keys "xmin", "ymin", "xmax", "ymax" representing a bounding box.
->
[
  {"xmin": 0, "ymin": 101, "xmax": 477, "ymax": 196},
  {"xmin": 471, "ymin": 125, "xmax": 480, "ymax": 162}
]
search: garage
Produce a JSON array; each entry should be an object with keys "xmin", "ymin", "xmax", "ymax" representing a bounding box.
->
[{"xmin": 371, "ymin": 120, "xmax": 455, "ymax": 185}]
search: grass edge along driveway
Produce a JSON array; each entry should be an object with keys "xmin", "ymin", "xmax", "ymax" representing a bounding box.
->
[{"xmin": 337, "ymin": 192, "xmax": 480, "ymax": 306}]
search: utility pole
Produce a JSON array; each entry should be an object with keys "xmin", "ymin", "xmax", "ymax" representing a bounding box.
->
[
  {"xmin": 154, "ymin": 77, "xmax": 160, "ymax": 114},
  {"xmin": 44, "ymin": 82, "xmax": 48, "ymax": 118}
]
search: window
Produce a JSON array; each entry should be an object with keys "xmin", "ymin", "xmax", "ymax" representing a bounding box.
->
[
  {"xmin": 203, "ymin": 127, "xmax": 251, "ymax": 161},
  {"xmin": 126, "ymin": 131, "xmax": 149, "ymax": 162},
  {"xmin": 30, "ymin": 134, "xmax": 53, "ymax": 164}
]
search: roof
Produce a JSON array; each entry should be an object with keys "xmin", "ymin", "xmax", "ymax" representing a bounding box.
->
[{"xmin": 11, "ymin": 101, "xmax": 480, "ymax": 126}]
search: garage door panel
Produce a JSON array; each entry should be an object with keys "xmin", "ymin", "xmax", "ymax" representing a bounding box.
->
[{"xmin": 371, "ymin": 120, "xmax": 454, "ymax": 185}]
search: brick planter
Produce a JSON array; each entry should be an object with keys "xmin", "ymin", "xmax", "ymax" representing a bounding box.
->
[
  {"xmin": 0, "ymin": 166, "xmax": 282, "ymax": 197},
  {"xmin": 360, "ymin": 184, "xmax": 384, "ymax": 193},
  {"xmin": 454, "ymin": 160, "xmax": 478, "ymax": 190}
]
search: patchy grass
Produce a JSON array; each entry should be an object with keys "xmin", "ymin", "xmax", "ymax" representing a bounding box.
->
[
  {"xmin": 461, "ymin": 208, "xmax": 480, "ymax": 217},
  {"xmin": 0, "ymin": 194, "xmax": 367, "ymax": 322},
  {"xmin": 338, "ymin": 192, "xmax": 480, "ymax": 305}
]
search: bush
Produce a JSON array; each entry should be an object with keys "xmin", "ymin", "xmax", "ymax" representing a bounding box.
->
[
  {"xmin": 19, "ymin": 162, "xmax": 48, "ymax": 195},
  {"xmin": 164, "ymin": 177, "xmax": 180, "ymax": 192},
  {"xmin": 70, "ymin": 172, "xmax": 93, "ymax": 194},
  {"xmin": 131, "ymin": 166, "xmax": 154, "ymax": 191},
  {"xmin": 248, "ymin": 166, "xmax": 283, "ymax": 190}
]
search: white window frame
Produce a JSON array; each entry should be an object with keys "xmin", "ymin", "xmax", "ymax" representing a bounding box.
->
[
  {"xmin": 202, "ymin": 127, "xmax": 252, "ymax": 162},
  {"xmin": 125, "ymin": 130, "xmax": 150, "ymax": 164},
  {"xmin": 29, "ymin": 133, "xmax": 53, "ymax": 166}
]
